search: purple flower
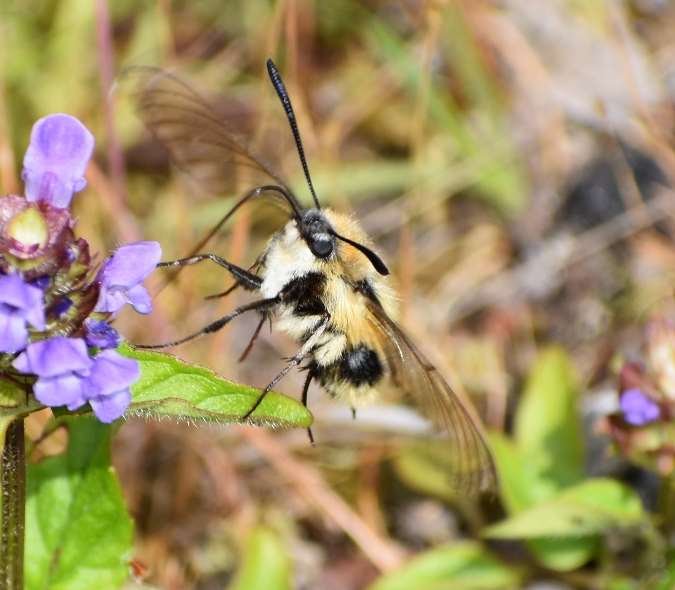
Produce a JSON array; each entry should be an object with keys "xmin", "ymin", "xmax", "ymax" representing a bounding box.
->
[
  {"xmin": 0, "ymin": 274, "xmax": 45, "ymax": 353},
  {"xmin": 85, "ymin": 350, "xmax": 139, "ymax": 423},
  {"xmin": 95, "ymin": 241, "xmax": 161, "ymax": 315},
  {"xmin": 13, "ymin": 337, "xmax": 92, "ymax": 410},
  {"xmin": 12, "ymin": 337, "xmax": 138, "ymax": 423},
  {"xmin": 620, "ymin": 388, "xmax": 661, "ymax": 426},
  {"xmin": 22, "ymin": 114, "xmax": 94, "ymax": 208},
  {"xmin": 84, "ymin": 319, "xmax": 121, "ymax": 349}
]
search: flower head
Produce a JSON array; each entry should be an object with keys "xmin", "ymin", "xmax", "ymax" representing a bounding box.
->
[
  {"xmin": 95, "ymin": 241, "xmax": 162, "ymax": 315},
  {"xmin": 0, "ymin": 113, "xmax": 160, "ymax": 423},
  {"xmin": 22, "ymin": 114, "xmax": 94, "ymax": 208},
  {"xmin": 620, "ymin": 388, "xmax": 661, "ymax": 426},
  {"xmin": 0, "ymin": 274, "xmax": 45, "ymax": 353}
]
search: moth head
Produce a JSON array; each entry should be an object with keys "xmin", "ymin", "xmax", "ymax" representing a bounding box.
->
[{"xmin": 299, "ymin": 209, "xmax": 335, "ymax": 259}]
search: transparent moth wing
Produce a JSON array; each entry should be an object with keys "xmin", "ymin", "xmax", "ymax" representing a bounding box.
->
[
  {"xmin": 366, "ymin": 300, "xmax": 497, "ymax": 493},
  {"xmin": 127, "ymin": 66, "xmax": 290, "ymax": 196}
]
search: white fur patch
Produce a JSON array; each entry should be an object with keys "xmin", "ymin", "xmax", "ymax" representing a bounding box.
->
[{"xmin": 260, "ymin": 222, "xmax": 318, "ymax": 299}]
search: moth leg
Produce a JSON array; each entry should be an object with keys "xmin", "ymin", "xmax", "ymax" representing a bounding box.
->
[
  {"xmin": 206, "ymin": 259, "xmax": 263, "ymax": 300},
  {"xmin": 136, "ymin": 296, "xmax": 279, "ymax": 349},
  {"xmin": 204, "ymin": 281, "xmax": 239, "ymax": 301},
  {"xmin": 238, "ymin": 314, "xmax": 267, "ymax": 362},
  {"xmin": 301, "ymin": 369, "xmax": 315, "ymax": 444},
  {"xmin": 158, "ymin": 254, "xmax": 262, "ymax": 290},
  {"xmin": 243, "ymin": 317, "xmax": 329, "ymax": 420}
]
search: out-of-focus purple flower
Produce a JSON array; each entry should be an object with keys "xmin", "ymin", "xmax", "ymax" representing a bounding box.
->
[
  {"xmin": 85, "ymin": 350, "xmax": 139, "ymax": 423},
  {"xmin": 22, "ymin": 114, "xmax": 94, "ymax": 208},
  {"xmin": 12, "ymin": 337, "xmax": 92, "ymax": 410},
  {"xmin": 95, "ymin": 241, "xmax": 161, "ymax": 315},
  {"xmin": 620, "ymin": 388, "xmax": 661, "ymax": 426},
  {"xmin": 84, "ymin": 318, "xmax": 120, "ymax": 349},
  {"xmin": 0, "ymin": 274, "xmax": 45, "ymax": 353}
]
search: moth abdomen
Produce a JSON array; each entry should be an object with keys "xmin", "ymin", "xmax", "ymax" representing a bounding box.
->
[
  {"xmin": 314, "ymin": 343, "xmax": 384, "ymax": 389},
  {"xmin": 338, "ymin": 344, "xmax": 383, "ymax": 387}
]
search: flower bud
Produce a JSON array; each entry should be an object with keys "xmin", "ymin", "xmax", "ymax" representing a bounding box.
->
[{"xmin": 5, "ymin": 205, "xmax": 48, "ymax": 254}]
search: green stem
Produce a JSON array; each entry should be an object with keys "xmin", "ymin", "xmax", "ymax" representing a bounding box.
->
[{"xmin": 0, "ymin": 418, "xmax": 25, "ymax": 590}]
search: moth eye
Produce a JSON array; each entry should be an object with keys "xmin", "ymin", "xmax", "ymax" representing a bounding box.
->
[{"xmin": 310, "ymin": 238, "xmax": 333, "ymax": 258}]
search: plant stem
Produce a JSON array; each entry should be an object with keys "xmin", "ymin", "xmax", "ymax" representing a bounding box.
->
[{"xmin": 0, "ymin": 418, "xmax": 25, "ymax": 590}]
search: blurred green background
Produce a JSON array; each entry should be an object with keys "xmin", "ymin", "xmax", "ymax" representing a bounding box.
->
[{"xmin": 3, "ymin": 1, "xmax": 675, "ymax": 588}]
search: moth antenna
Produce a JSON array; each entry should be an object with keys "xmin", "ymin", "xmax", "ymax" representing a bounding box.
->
[{"xmin": 266, "ymin": 58, "xmax": 321, "ymax": 210}]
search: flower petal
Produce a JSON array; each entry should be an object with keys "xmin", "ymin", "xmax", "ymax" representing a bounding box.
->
[
  {"xmin": 0, "ymin": 311, "xmax": 29, "ymax": 353},
  {"xmin": 13, "ymin": 337, "xmax": 92, "ymax": 378},
  {"xmin": 99, "ymin": 241, "xmax": 162, "ymax": 289},
  {"xmin": 620, "ymin": 388, "xmax": 661, "ymax": 426},
  {"xmin": 0, "ymin": 274, "xmax": 45, "ymax": 324},
  {"xmin": 34, "ymin": 374, "xmax": 86, "ymax": 407},
  {"xmin": 87, "ymin": 350, "xmax": 140, "ymax": 396},
  {"xmin": 125, "ymin": 284, "xmax": 153, "ymax": 315},
  {"xmin": 94, "ymin": 288, "xmax": 128, "ymax": 314},
  {"xmin": 89, "ymin": 388, "xmax": 131, "ymax": 423},
  {"xmin": 22, "ymin": 114, "xmax": 94, "ymax": 208}
]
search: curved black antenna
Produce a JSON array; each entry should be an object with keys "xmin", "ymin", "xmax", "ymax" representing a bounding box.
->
[
  {"xmin": 157, "ymin": 184, "xmax": 301, "ymax": 293},
  {"xmin": 266, "ymin": 58, "xmax": 321, "ymax": 210},
  {"xmin": 186, "ymin": 184, "xmax": 302, "ymax": 257},
  {"xmin": 331, "ymin": 230, "xmax": 390, "ymax": 276}
]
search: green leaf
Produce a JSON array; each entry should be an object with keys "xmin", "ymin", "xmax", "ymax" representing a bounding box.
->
[
  {"xmin": 527, "ymin": 537, "xmax": 598, "ymax": 572},
  {"xmin": 486, "ymin": 478, "xmax": 644, "ymax": 571},
  {"xmin": 489, "ymin": 433, "xmax": 543, "ymax": 514},
  {"xmin": 515, "ymin": 347, "xmax": 584, "ymax": 491},
  {"xmin": 25, "ymin": 416, "xmax": 133, "ymax": 590},
  {"xmin": 367, "ymin": 542, "xmax": 520, "ymax": 590},
  {"xmin": 120, "ymin": 345, "xmax": 312, "ymax": 428},
  {"xmin": 229, "ymin": 526, "xmax": 292, "ymax": 590},
  {"xmin": 484, "ymin": 478, "xmax": 644, "ymax": 539},
  {"xmin": 489, "ymin": 433, "xmax": 597, "ymax": 569}
]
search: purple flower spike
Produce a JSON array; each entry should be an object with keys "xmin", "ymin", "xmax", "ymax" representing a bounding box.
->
[
  {"xmin": 95, "ymin": 241, "xmax": 162, "ymax": 315},
  {"xmin": 84, "ymin": 319, "xmax": 121, "ymax": 349},
  {"xmin": 620, "ymin": 388, "xmax": 661, "ymax": 426},
  {"xmin": 13, "ymin": 337, "xmax": 92, "ymax": 410},
  {"xmin": 85, "ymin": 350, "xmax": 139, "ymax": 423},
  {"xmin": 0, "ymin": 274, "xmax": 45, "ymax": 353},
  {"xmin": 22, "ymin": 114, "xmax": 94, "ymax": 208}
]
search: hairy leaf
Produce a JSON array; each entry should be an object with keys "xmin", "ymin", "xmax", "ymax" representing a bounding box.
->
[{"xmin": 121, "ymin": 345, "xmax": 312, "ymax": 428}]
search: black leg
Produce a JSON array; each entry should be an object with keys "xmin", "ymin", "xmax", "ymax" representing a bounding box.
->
[
  {"xmin": 205, "ymin": 281, "xmax": 240, "ymax": 301},
  {"xmin": 351, "ymin": 407, "xmax": 357, "ymax": 420},
  {"xmin": 158, "ymin": 253, "xmax": 262, "ymax": 290},
  {"xmin": 242, "ymin": 317, "xmax": 329, "ymax": 421},
  {"xmin": 242, "ymin": 352, "xmax": 305, "ymax": 420},
  {"xmin": 301, "ymin": 370, "xmax": 315, "ymax": 444},
  {"xmin": 136, "ymin": 296, "xmax": 279, "ymax": 349},
  {"xmin": 238, "ymin": 315, "xmax": 266, "ymax": 362}
]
